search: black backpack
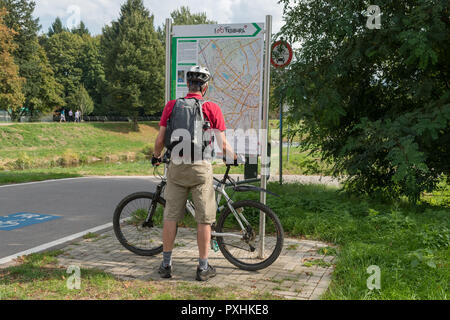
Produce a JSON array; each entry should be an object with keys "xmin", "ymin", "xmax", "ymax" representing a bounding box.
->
[{"xmin": 164, "ymin": 98, "xmax": 212, "ymax": 159}]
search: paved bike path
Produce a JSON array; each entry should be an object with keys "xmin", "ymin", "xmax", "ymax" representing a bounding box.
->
[{"xmin": 0, "ymin": 177, "xmax": 159, "ymax": 260}]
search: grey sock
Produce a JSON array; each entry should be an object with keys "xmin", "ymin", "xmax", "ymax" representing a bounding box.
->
[
  {"xmin": 163, "ymin": 251, "xmax": 172, "ymax": 267},
  {"xmin": 199, "ymin": 258, "xmax": 208, "ymax": 271}
]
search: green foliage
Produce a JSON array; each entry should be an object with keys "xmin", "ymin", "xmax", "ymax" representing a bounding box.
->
[
  {"xmin": 233, "ymin": 182, "xmax": 449, "ymax": 299},
  {"xmin": 23, "ymin": 42, "xmax": 65, "ymax": 118},
  {"xmin": 0, "ymin": 8, "xmax": 25, "ymax": 118},
  {"xmin": 79, "ymin": 35, "xmax": 105, "ymax": 112},
  {"xmin": 71, "ymin": 21, "xmax": 90, "ymax": 37},
  {"xmin": 47, "ymin": 17, "xmax": 66, "ymax": 37},
  {"xmin": 44, "ymin": 31, "xmax": 84, "ymax": 102},
  {"xmin": 280, "ymin": 0, "xmax": 450, "ymax": 203},
  {"xmin": 171, "ymin": 6, "xmax": 217, "ymax": 25},
  {"xmin": 67, "ymin": 84, "xmax": 94, "ymax": 117},
  {"xmin": 157, "ymin": 6, "xmax": 216, "ymax": 48},
  {"xmin": 101, "ymin": 0, "xmax": 164, "ymax": 120},
  {"xmin": 0, "ymin": 0, "xmax": 63, "ymax": 121}
]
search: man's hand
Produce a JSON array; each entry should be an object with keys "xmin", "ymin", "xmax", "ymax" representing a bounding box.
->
[
  {"xmin": 152, "ymin": 155, "xmax": 162, "ymax": 167},
  {"xmin": 223, "ymin": 154, "xmax": 245, "ymax": 167}
]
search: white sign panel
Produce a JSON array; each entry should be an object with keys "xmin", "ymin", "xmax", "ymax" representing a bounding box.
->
[{"xmin": 171, "ymin": 23, "xmax": 265, "ymax": 155}]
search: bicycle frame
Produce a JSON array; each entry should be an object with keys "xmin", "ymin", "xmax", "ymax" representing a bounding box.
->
[{"xmin": 153, "ymin": 163, "xmax": 252, "ymax": 240}]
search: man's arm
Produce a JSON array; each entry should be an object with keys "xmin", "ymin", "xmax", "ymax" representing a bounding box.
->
[
  {"xmin": 153, "ymin": 126, "xmax": 166, "ymax": 158},
  {"xmin": 216, "ymin": 130, "xmax": 237, "ymax": 162}
]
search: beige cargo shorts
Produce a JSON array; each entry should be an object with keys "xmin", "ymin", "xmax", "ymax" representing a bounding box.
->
[{"xmin": 163, "ymin": 161, "xmax": 216, "ymax": 224}]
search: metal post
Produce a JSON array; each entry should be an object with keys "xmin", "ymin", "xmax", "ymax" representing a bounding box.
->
[
  {"xmin": 164, "ymin": 19, "xmax": 172, "ymax": 176},
  {"xmin": 287, "ymin": 124, "xmax": 291, "ymax": 162},
  {"xmin": 165, "ymin": 18, "xmax": 172, "ymax": 104},
  {"xmin": 279, "ymin": 97, "xmax": 283, "ymax": 185},
  {"xmin": 259, "ymin": 15, "xmax": 272, "ymax": 259}
]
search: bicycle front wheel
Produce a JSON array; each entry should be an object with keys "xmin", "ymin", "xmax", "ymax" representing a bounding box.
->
[
  {"xmin": 113, "ymin": 192, "xmax": 165, "ymax": 256},
  {"xmin": 216, "ymin": 200, "xmax": 284, "ymax": 271}
]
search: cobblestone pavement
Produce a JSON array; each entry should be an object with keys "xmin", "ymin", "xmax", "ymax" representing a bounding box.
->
[{"xmin": 57, "ymin": 228, "xmax": 336, "ymax": 300}]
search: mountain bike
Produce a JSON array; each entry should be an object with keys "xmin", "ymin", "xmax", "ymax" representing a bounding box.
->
[{"xmin": 113, "ymin": 156, "xmax": 284, "ymax": 271}]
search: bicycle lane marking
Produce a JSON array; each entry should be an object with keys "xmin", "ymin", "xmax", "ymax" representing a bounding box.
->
[
  {"xmin": 0, "ymin": 213, "xmax": 61, "ymax": 231},
  {"xmin": 0, "ymin": 222, "xmax": 113, "ymax": 266}
]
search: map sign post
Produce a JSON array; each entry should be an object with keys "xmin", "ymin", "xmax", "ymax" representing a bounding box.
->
[
  {"xmin": 271, "ymin": 39, "xmax": 293, "ymax": 185},
  {"xmin": 170, "ymin": 22, "xmax": 265, "ymax": 156},
  {"xmin": 165, "ymin": 16, "xmax": 272, "ymax": 259}
]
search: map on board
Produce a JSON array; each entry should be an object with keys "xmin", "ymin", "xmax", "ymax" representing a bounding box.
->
[
  {"xmin": 172, "ymin": 23, "xmax": 264, "ymax": 154},
  {"xmin": 198, "ymin": 38, "xmax": 262, "ymax": 132}
]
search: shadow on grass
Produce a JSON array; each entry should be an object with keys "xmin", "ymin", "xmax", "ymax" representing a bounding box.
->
[{"xmin": 87, "ymin": 122, "xmax": 159, "ymax": 134}]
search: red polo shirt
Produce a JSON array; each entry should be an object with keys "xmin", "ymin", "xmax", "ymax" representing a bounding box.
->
[{"xmin": 159, "ymin": 93, "xmax": 226, "ymax": 131}]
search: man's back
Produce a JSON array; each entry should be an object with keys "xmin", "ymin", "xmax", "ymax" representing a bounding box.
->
[{"xmin": 160, "ymin": 93, "xmax": 226, "ymax": 133}]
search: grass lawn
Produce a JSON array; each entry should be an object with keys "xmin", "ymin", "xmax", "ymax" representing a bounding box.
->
[
  {"xmin": 232, "ymin": 183, "xmax": 449, "ymax": 300},
  {"xmin": 0, "ymin": 121, "xmax": 330, "ymax": 186},
  {"xmin": 0, "ymin": 122, "xmax": 159, "ymax": 170},
  {"xmin": 0, "ymin": 145, "xmax": 331, "ymax": 186}
]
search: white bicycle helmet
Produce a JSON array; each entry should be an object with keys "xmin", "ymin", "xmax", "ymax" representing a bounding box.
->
[{"xmin": 187, "ymin": 66, "xmax": 211, "ymax": 84}]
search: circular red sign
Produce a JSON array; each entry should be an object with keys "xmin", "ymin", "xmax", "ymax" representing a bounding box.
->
[{"xmin": 271, "ymin": 40, "xmax": 293, "ymax": 68}]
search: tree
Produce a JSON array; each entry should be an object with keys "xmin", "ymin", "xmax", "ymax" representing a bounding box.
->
[
  {"xmin": 25, "ymin": 43, "xmax": 65, "ymax": 119},
  {"xmin": 171, "ymin": 6, "xmax": 217, "ymax": 25},
  {"xmin": 101, "ymin": 0, "xmax": 164, "ymax": 128},
  {"xmin": 0, "ymin": 0, "xmax": 40, "ymax": 62},
  {"xmin": 0, "ymin": 8, "xmax": 25, "ymax": 120},
  {"xmin": 157, "ymin": 6, "xmax": 217, "ymax": 45},
  {"xmin": 79, "ymin": 35, "xmax": 105, "ymax": 112},
  {"xmin": 72, "ymin": 21, "xmax": 90, "ymax": 36},
  {"xmin": 47, "ymin": 17, "xmax": 65, "ymax": 37},
  {"xmin": 280, "ymin": 0, "xmax": 450, "ymax": 202},
  {"xmin": 44, "ymin": 31, "xmax": 84, "ymax": 104},
  {"xmin": 0, "ymin": 0, "xmax": 63, "ymax": 120},
  {"xmin": 68, "ymin": 84, "xmax": 94, "ymax": 119}
]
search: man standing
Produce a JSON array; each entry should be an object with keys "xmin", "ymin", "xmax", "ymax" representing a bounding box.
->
[
  {"xmin": 75, "ymin": 110, "xmax": 80, "ymax": 123},
  {"xmin": 152, "ymin": 66, "xmax": 237, "ymax": 281}
]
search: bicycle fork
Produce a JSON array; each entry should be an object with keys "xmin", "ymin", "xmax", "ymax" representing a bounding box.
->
[{"xmin": 142, "ymin": 183, "xmax": 164, "ymax": 228}]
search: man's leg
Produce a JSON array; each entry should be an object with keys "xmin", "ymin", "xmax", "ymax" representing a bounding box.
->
[
  {"xmin": 163, "ymin": 220, "xmax": 177, "ymax": 253},
  {"xmin": 160, "ymin": 174, "xmax": 188, "ymax": 276},
  {"xmin": 191, "ymin": 166, "xmax": 217, "ymax": 279},
  {"xmin": 197, "ymin": 223, "xmax": 211, "ymax": 260}
]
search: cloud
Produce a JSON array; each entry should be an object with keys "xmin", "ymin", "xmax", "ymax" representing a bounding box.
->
[{"xmin": 34, "ymin": 0, "xmax": 285, "ymax": 35}]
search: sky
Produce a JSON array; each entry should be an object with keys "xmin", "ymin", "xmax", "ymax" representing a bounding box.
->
[{"xmin": 34, "ymin": 0, "xmax": 286, "ymax": 35}]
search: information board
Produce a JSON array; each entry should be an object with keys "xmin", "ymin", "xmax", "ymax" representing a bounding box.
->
[{"xmin": 171, "ymin": 23, "xmax": 265, "ymax": 155}]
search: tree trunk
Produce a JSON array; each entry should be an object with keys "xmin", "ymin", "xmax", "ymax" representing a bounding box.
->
[{"xmin": 132, "ymin": 114, "xmax": 139, "ymax": 131}]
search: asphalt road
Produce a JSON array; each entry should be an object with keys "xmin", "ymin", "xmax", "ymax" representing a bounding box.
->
[{"xmin": 0, "ymin": 177, "xmax": 159, "ymax": 260}]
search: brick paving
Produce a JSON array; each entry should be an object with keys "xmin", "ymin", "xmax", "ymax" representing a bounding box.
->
[{"xmin": 56, "ymin": 227, "xmax": 336, "ymax": 300}]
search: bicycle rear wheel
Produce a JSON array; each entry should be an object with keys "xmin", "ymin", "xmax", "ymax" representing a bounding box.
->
[
  {"xmin": 215, "ymin": 200, "xmax": 284, "ymax": 271},
  {"xmin": 113, "ymin": 192, "xmax": 165, "ymax": 256}
]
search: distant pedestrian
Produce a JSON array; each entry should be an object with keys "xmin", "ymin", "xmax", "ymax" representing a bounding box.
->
[
  {"xmin": 69, "ymin": 109, "xmax": 74, "ymax": 122},
  {"xmin": 75, "ymin": 110, "xmax": 81, "ymax": 123},
  {"xmin": 60, "ymin": 110, "xmax": 66, "ymax": 123}
]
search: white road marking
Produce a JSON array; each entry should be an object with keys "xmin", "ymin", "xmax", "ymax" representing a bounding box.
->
[
  {"xmin": 0, "ymin": 176, "xmax": 159, "ymax": 188},
  {"xmin": 0, "ymin": 222, "xmax": 113, "ymax": 265},
  {"xmin": 0, "ymin": 177, "xmax": 88, "ymax": 188}
]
